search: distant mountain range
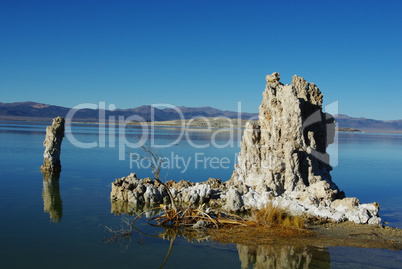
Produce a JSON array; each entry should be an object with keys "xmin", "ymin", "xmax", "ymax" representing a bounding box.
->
[
  {"xmin": 333, "ymin": 114, "xmax": 402, "ymax": 133},
  {"xmin": 0, "ymin": 101, "xmax": 257, "ymax": 122},
  {"xmin": 0, "ymin": 101, "xmax": 401, "ymax": 133}
]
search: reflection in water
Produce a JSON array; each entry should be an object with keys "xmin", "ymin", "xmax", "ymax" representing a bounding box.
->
[
  {"xmin": 110, "ymin": 201, "xmax": 331, "ymax": 269},
  {"xmin": 237, "ymin": 244, "xmax": 330, "ymax": 269},
  {"xmin": 111, "ymin": 200, "xmax": 162, "ymax": 218},
  {"xmin": 42, "ymin": 171, "xmax": 62, "ymax": 222}
]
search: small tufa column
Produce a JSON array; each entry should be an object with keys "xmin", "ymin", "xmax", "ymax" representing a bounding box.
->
[{"xmin": 40, "ymin": 116, "xmax": 65, "ymax": 173}]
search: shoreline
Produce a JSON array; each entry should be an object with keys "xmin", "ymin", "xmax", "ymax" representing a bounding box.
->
[
  {"xmin": 209, "ymin": 221, "xmax": 402, "ymax": 251},
  {"xmin": 2, "ymin": 117, "xmax": 401, "ymax": 134},
  {"xmin": 110, "ymin": 201, "xmax": 402, "ymax": 251},
  {"xmin": 209, "ymin": 220, "xmax": 402, "ymax": 250}
]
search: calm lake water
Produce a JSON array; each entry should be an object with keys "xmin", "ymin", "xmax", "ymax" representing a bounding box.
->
[{"xmin": 0, "ymin": 120, "xmax": 401, "ymax": 268}]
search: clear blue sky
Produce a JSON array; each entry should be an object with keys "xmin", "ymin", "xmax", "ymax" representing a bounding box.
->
[{"xmin": 1, "ymin": 0, "xmax": 401, "ymax": 120}]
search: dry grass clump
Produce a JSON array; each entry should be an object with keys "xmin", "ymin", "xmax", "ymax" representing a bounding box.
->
[
  {"xmin": 209, "ymin": 204, "xmax": 310, "ymax": 245},
  {"xmin": 131, "ymin": 204, "xmax": 246, "ymax": 229},
  {"xmin": 105, "ymin": 203, "xmax": 312, "ymax": 247},
  {"xmin": 249, "ymin": 203, "xmax": 305, "ymax": 229}
]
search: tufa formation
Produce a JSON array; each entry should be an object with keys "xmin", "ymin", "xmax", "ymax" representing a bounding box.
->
[
  {"xmin": 111, "ymin": 73, "xmax": 381, "ymax": 226},
  {"xmin": 231, "ymin": 72, "xmax": 343, "ymax": 201},
  {"xmin": 41, "ymin": 116, "xmax": 65, "ymax": 173}
]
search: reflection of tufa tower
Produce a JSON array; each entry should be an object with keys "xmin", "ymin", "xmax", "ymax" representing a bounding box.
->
[
  {"xmin": 42, "ymin": 171, "xmax": 62, "ymax": 222},
  {"xmin": 41, "ymin": 117, "xmax": 65, "ymax": 222},
  {"xmin": 237, "ymin": 244, "xmax": 330, "ymax": 269}
]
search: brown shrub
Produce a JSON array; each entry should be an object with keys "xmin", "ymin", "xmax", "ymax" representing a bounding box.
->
[{"xmin": 249, "ymin": 203, "xmax": 305, "ymax": 229}]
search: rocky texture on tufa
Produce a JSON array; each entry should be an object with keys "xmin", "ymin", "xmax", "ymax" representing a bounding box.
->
[
  {"xmin": 40, "ymin": 116, "xmax": 65, "ymax": 173},
  {"xmin": 111, "ymin": 73, "xmax": 381, "ymax": 226}
]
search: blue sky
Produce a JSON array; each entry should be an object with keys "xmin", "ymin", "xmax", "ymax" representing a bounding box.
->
[{"xmin": 0, "ymin": 0, "xmax": 401, "ymax": 120}]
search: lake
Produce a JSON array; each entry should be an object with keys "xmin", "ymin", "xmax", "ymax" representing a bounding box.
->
[{"xmin": 0, "ymin": 120, "xmax": 401, "ymax": 268}]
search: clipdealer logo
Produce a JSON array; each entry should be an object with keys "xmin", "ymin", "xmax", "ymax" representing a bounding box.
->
[{"xmin": 64, "ymin": 101, "xmax": 338, "ymax": 172}]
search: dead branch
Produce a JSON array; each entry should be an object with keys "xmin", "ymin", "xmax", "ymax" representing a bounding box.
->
[{"xmin": 140, "ymin": 145, "xmax": 177, "ymax": 211}]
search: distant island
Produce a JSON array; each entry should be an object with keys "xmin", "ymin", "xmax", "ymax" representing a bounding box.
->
[
  {"xmin": 130, "ymin": 117, "xmax": 252, "ymax": 129},
  {"xmin": 335, "ymin": 127, "xmax": 362, "ymax": 133},
  {"xmin": 0, "ymin": 101, "xmax": 401, "ymax": 134},
  {"xmin": 134, "ymin": 118, "xmax": 362, "ymax": 133}
]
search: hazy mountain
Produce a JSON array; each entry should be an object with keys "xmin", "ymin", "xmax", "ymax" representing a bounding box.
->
[
  {"xmin": 0, "ymin": 102, "xmax": 401, "ymax": 133},
  {"xmin": 0, "ymin": 101, "xmax": 70, "ymax": 119},
  {"xmin": 0, "ymin": 101, "xmax": 258, "ymax": 122},
  {"xmin": 333, "ymin": 114, "xmax": 402, "ymax": 133}
]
